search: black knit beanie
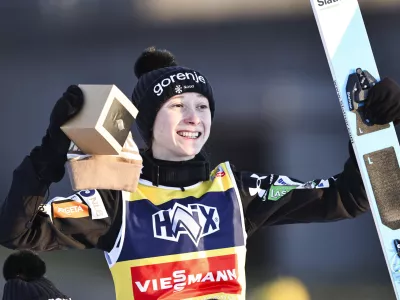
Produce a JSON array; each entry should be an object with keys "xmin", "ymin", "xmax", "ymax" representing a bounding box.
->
[
  {"xmin": 131, "ymin": 46, "xmax": 215, "ymax": 146},
  {"xmin": 2, "ymin": 250, "xmax": 71, "ymax": 300}
]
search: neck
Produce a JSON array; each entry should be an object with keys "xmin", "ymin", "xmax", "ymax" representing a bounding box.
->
[{"xmin": 140, "ymin": 149, "xmax": 210, "ymax": 187}]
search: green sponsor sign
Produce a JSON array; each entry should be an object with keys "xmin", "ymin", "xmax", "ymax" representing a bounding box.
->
[{"xmin": 268, "ymin": 185, "xmax": 297, "ymax": 201}]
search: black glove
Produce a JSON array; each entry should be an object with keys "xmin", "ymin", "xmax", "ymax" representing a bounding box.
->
[
  {"xmin": 364, "ymin": 77, "xmax": 400, "ymax": 125},
  {"xmin": 29, "ymin": 85, "xmax": 84, "ymax": 183}
]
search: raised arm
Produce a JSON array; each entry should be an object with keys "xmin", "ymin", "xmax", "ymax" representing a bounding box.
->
[
  {"xmin": 237, "ymin": 77, "xmax": 400, "ymax": 237},
  {"xmin": 0, "ymin": 86, "xmax": 121, "ymax": 252},
  {"xmin": 235, "ymin": 151, "xmax": 368, "ymax": 237}
]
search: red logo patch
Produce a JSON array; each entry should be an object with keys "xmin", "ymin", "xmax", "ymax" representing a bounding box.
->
[
  {"xmin": 215, "ymin": 171, "xmax": 225, "ymax": 177},
  {"xmin": 130, "ymin": 254, "xmax": 241, "ymax": 299}
]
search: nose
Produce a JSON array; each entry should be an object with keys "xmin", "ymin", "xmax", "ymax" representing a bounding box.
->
[{"xmin": 183, "ymin": 109, "xmax": 201, "ymax": 125}]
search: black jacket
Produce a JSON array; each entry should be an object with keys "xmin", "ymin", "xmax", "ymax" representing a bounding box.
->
[{"xmin": 0, "ymin": 148, "xmax": 369, "ymax": 252}]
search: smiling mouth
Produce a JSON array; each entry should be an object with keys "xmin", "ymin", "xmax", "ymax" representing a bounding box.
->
[{"xmin": 176, "ymin": 131, "xmax": 202, "ymax": 139}]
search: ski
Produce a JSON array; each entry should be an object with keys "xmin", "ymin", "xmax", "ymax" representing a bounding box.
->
[{"xmin": 310, "ymin": 0, "xmax": 400, "ymax": 299}]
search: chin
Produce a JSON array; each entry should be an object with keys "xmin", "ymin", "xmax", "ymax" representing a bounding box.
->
[{"xmin": 178, "ymin": 147, "xmax": 201, "ymax": 158}]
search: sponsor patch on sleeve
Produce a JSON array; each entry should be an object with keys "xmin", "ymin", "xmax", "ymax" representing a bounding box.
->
[
  {"xmin": 75, "ymin": 190, "xmax": 109, "ymax": 220},
  {"xmin": 273, "ymin": 176, "xmax": 303, "ymax": 186},
  {"xmin": 267, "ymin": 176, "xmax": 331, "ymax": 201},
  {"xmin": 268, "ymin": 185, "xmax": 298, "ymax": 201},
  {"xmin": 45, "ymin": 189, "xmax": 109, "ymax": 221},
  {"xmin": 52, "ymin": 200, "xmax": 89, "ymax": 219}
]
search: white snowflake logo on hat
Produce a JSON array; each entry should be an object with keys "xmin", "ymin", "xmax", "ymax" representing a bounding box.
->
[{"xmin": 174, "ymin": 85, "xmax": 183, "ymax": 94}]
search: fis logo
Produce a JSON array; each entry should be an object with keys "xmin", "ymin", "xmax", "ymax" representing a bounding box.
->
[
  {"xmin": 317, "ymin": 0, "xmax": 341, "ymax": 8},
  {"xmin": 273, "ymin": 176, "xmax": 302, "ymax": 187},
  {"xmin": 152, "ymin": 203, "xmax": 220, "ymax": 246},
  {"xmin": 276, "ymin": 178, "xmax": 287, "ymax": 185},
  {"xmin": 317, "ymin": 179, "xmax": 330, "ymax": 188}
]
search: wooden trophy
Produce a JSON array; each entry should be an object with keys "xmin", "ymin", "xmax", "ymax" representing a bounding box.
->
[{"xmin": 61, "ymin": 85, "xmax": 142, "ymax": 193}]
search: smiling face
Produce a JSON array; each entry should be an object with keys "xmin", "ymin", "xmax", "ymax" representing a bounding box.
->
[{"xmin": 151, "ymin": 92, "xmax": 212, "ymax": 161}]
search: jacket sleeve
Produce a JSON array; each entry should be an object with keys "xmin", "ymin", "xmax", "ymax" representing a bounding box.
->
[
  {"xmin": 234, "ymin": 156, "xmax": 369, "ymax": 238},
  {"xmin": 0, "ymin": 156, "xmax": 122, "ymax": 252}
]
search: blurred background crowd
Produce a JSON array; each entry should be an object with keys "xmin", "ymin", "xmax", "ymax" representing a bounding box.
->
[{"xmin": 1, "ymin": 0, "xmax": 400, "ymax": 299}]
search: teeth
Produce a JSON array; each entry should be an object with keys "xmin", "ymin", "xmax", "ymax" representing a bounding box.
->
[{"xmin": 178, "ymin": 131, "xmax": 200, "ymax": 139}]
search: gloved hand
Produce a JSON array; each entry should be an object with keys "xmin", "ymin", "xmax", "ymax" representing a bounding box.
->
[
  {"xmin": 46, "ymin": 85, "xmax": 84, "ymax": 154},
  {"xmin": 29, "ymin": 85, "xmax": 84, "ymax": 183},
  {"xmin": 364, "ymin": 77, "xmax": 400, "ymax": 125}
]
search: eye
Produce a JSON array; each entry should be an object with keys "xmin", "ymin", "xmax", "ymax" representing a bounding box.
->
[
  {"xmin": 198, "ymin": 104, "xmax": 209, "ymax": 109},
  {"xmin": 172, "ymin": 103, "xmax": 183, "ymax": 108}
]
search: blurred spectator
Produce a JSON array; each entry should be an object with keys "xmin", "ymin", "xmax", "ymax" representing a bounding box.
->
[
  {"xmin": 2, "ymin": 250, "xmax": 71, "ymax": 300},
  {"xmin": 251, "ymin": 276, "xmax": 311, "ymax": 300}
]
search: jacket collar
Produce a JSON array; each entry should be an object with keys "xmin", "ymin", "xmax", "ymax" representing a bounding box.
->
[{"xmin": 140, "ymin": 149, "xmax": 210, "ymax": 188}]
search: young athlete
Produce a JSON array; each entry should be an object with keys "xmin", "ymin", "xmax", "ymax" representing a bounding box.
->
[{"xmin": 1, "ymin": 46, "xmax": 400, "ymax": 300}]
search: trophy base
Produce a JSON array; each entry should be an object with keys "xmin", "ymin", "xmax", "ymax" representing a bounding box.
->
[{"xmin": 66, "ymin": 155, "xmax": 142, "ymax": 193}]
